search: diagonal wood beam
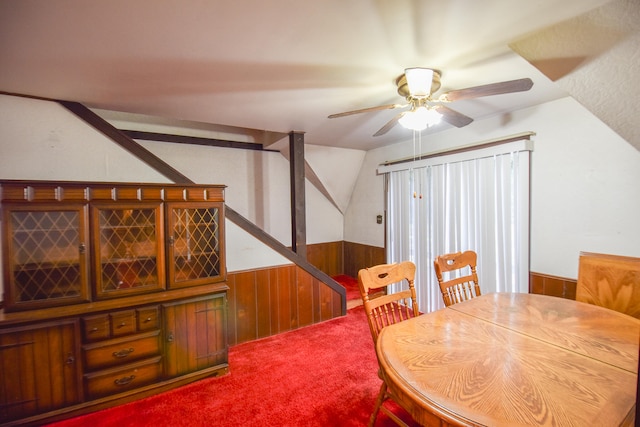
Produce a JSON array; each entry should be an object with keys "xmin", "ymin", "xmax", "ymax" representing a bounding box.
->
[
  {"xmin": 58, "ymin": 101, "xmax": 194, "ymax": 184},
  {"xmin": 278, "ymin": 149, "xmax": 342, "ymax": 214},
  {"xmin": 60, "ymin": 99, "xmax": 344, "ymax": 313}
]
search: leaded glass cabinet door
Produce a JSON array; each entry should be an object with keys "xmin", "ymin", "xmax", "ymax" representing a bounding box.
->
[
  {"xmin": 167, "ymin": 202, "xmax": 225, "ymax": 288},
  {"xmin": 2, "ymin": 203, "xmax": 90, "ymax": 311},
  {"xmin": 92, "ymin": 203, "xmax": 166, "ymax": 299}
]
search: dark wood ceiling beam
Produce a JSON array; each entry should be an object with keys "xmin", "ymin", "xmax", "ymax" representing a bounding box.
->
[{"xmin": 121, "ymin": 130, "xmax": 278, "ymax": 152}]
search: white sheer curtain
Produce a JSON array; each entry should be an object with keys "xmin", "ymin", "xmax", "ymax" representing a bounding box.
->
[{"xmin": 381, "ymin": 138, "xmax": 532, "ymax": 313}]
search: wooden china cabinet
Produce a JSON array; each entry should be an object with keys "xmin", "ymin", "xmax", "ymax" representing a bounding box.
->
[{"xmin": 0, "ymin": 180, "xmax": 228, "ymax": 425}]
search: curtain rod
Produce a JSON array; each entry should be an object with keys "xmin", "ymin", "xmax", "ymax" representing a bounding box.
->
[{"xmin": 380, "ymin": 131, "xmax": 535, "ymax": 167}]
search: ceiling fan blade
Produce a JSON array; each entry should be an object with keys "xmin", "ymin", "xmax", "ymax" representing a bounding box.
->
[
  {"xmin": 435, "ymin": 105, "xmax": 474, "ymax": 128},
  {"xmin": 438, "ymin": 78, "xmax": 533, "ymax": 102},
  {"xmin": 373, "ymin": 112, "xmax": 405, "ymax": 136},
  {"xmin": 328, "ymin": 103, "xmax": 404, "ymax": 119}
]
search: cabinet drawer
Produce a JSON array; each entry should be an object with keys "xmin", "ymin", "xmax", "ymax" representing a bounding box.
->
[
  {"xmin": 82, "ymin": 314, "xmax": 111, "ymax": 341},
  {"xmin": 83, "ymin": 330, "xmax": 161, "ymax": 371},
  {"xmin": 110, "ymin": 310, "xmax": 136, "ymax": 336},
  {"xmin": 84, "ymin": 356, "xmax": 163, "ymax": 400},
  {"xmin": 137, "ymin": 306, "xmax": 159, "ymax": 331}
]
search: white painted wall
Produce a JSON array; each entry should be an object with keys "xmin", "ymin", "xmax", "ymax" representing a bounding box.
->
[
  {"xmin": 345, "ymin": 96, "xmax": 640, "ymax": 280},
  {"xmin": 137, "ymin": 140, "xmax": 346, "ymax": 246},
  {"xmin": 136, "ymin": 140, "xmax": 293, "ymax": 245},
  {"xmin": 3, "ymin": 93, "xmax": 638, "ymax": 283},
  {"xmin": 304, "ymin": 144, "xmax": 365, "ymax": 214},
  {"xmin": 0, "ymin": 95, "xmax": 169, "ymax": 182},
  {"xmin": 0, "ymin": 94, "xmax": 345, "ymax": 276},
  {"xmin": 225, "ymin": 221, "xmax": 290, "ymax": 271}
]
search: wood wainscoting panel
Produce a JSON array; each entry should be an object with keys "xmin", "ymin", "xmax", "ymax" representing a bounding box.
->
[
  {"xmin": 344, "ymin": 241, "xmax": 385, "ymax": 278},
  {"xmin": 256, "ymin": 267, "xmax": 277, "ymax": 340},
  {"xmin": 296, "ymin": 268, "xmax": 314, "ymax": 328},
  {"xmin": 530, "ymin": 272, "xmax": 577, "ymax": 300},
  {"xmin": 306, "ymin": 241, "xmax": 343, "ymax": 277},
  {"xmin": 304, "ymin": 240, "xmax": 385, "ymax": 279},
  {"xmin": 227, "ymin": 270, "xmax": 259, "ymax": 345},
  {"xmin": 227, "ymin": 264, "xmax": 343, "ymax": 346}
]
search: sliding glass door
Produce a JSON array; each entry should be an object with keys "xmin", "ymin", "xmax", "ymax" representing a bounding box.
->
[{"xmin": 382, "ymin": 139, "xmax": 532, "ymax": 313}]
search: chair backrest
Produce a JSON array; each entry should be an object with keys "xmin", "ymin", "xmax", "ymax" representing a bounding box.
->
[
  {"xmin": 357, "ymin": 261, "xmax": 419, "ymax": 343},
  {"xmin": 576, "ymin": 252, "xmax": 640, "ymax": 319},
  {"xmin": 434, "ymin": 250, "xmax": 481, "ymax": 307}
]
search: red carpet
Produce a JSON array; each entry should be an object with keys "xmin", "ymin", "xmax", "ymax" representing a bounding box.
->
[
  {"xmin": 333, "ymin": 274, "xmax": 361, "ymax": 301},
  {"xmin": 47, "ymin": 279, "xmax": 417, "ymax": 427}
]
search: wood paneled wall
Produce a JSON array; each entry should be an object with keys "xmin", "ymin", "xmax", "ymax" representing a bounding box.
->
[
  {"xmin": 306, "ymin": 240, "xmax": 386, "ymax": 278},
  {"xmin": 343, "ymin": 241, "xmax": 385, "ymax": 278},
  {"xmin": 226, "ymin": 243, "xmax": 581, "ymax": 347},
  {"xmin": 226, "ymin": 264, "xmax": 342, "ymax": 346},
  {"xmin": 530, "ymin": 272, "xmax": 577, "ymax": 300},
  {"xmin": 257, "ymin": 243, "xmax": 579, "ymax": 303},
  {"xmin": 307, "ymin": 241, "xmax": 343, "ymax": 277},
  {"xmin": 225, "ymin": 240, "xmax": 383, "ymax": 347}
]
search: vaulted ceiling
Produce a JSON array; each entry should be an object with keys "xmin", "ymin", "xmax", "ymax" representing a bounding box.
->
[{"xmin": 1, "ymin": 0, "xmax": 637, "ymax": 151}]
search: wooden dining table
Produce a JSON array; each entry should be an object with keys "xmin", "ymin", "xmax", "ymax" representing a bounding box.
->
[{"xmin": 376, "ymin": 292, "xmax": 640, "ymax": 427}]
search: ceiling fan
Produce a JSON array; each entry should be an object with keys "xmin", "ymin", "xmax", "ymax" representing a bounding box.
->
[{"xmin": 328, "ymin": 68, "xmax": 533, "ymax": 136}]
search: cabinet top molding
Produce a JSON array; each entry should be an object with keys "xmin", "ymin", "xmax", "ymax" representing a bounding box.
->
[{"xmin": 0, "ymin": 180, "xmax": 226, "ymax": 203}]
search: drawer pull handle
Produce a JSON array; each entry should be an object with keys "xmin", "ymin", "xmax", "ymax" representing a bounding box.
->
[
  {"xmin": 90, "ymin": 327, "xmax": 99, "ymax": 333},
  {"xmin": 145, "ymin": 317, "xmax": 152, "ymax": 322},
  {"xmin": 114, "ymin": 375, "xmax": 136, "ymax": 386},
  {"xmin": 118, "ymin": 322, "xmax": 127, "ymax": 328},
  {"xmin": 113, "ymin": 348, "xmax": 135, "ymax": 358}
]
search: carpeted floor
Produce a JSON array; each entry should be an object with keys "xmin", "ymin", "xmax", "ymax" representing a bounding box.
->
[
  {"xmin": 333, "ymin": 274, "xmax": 363, "ymax": 309},
  {"xmin": 47, "ymin": 276, "xmax": 417, "ymax": 427}
]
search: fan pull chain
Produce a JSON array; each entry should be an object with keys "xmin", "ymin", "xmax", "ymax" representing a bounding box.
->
[
  {"xmin": 412, "ymin": 130, "xmax": 417, "ymax": 198},
  {"xmin": 417, "ymin": 131, "xmax": 423, "ymax": 199},
  {"xmin": 410, "ymin": 130, "xmax": 425, "ymax": 199},
  {"xmin": 411, "ymin": 130, "xmax": 423, "ymax": 199}
]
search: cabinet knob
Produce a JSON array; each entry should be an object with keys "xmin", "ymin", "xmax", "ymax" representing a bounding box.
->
[
  {"xmin": 167, "ymin": 332, "xmax": 174, "ymax": 342},
  {"xmin": 79, "ymin": 243, "xmax": 86, "ymax": 254}
]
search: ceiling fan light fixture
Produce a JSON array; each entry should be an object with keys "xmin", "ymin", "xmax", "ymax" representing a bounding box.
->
[
  {"xmin": 398, "ymin": 106, "xmax": 442, "ymax": 131},
  {"xmin": 404, "ymin": 68, "xmax": 433, "ymax": 98},
  {"xmin": 331, "ymin": 68, "xmax": 531, "ymax": 136}
]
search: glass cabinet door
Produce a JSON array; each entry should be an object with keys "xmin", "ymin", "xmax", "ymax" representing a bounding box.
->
[
  {"xmin": 92, "ymin": 203, "xmax": 165, "ymax": 299},
  {"xmin": 167, "ymin": 203, "xmax": 224, "ymax": 288},
  {"xmin": 2, "ymin": 204, "xmax": 90, "ymax": 311}
]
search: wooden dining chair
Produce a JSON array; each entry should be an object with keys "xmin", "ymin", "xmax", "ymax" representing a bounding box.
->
[
  {"xmin": 576, "ymin": 251, "xmax": 640, "ymax": 319},
  {"xmin": 358, "ymin": 261, "xmax": 418, "ymax": 427},
  {"xmin": 434, "ymin": 250, "xmax": 481, "ymax": 307}
]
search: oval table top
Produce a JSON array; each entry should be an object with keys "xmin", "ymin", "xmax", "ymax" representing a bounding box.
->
[{"xmin": 376, "ymin": 293, "xmax": 640, "ymax": 427}]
